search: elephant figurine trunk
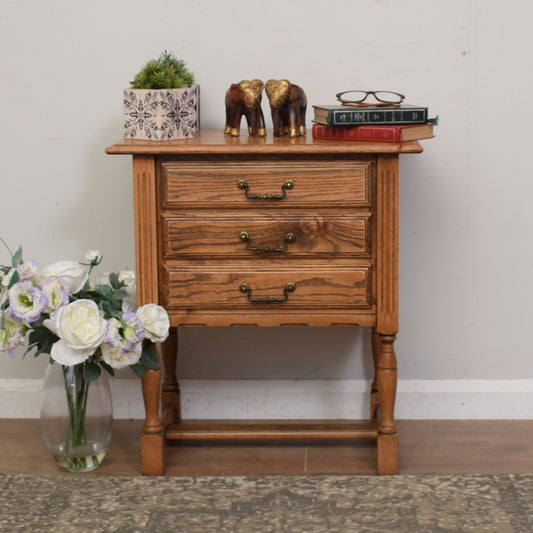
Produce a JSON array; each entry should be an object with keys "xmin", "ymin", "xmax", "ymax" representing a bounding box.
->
[
  {"xmin": 224, "ymin": 79, "xmax": 266, "ymax": 137},
  {"xmin": 265, "ymin": 79, "xmax": 307, "ymax": 138}
]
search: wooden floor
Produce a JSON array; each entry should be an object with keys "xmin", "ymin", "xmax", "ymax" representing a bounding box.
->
[{"xmin": 2, "ymin": 419, "xmax": 532, "ymax": 476}]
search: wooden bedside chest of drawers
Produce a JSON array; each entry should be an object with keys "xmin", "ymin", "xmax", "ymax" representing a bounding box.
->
[{"xmin": 106, "ymin": 131, "xmax": 423, "ymax": 475}]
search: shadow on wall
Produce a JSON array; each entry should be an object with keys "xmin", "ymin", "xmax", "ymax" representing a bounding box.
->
[{"xmin": 177, "ymin": 326, "xmax": 374, "ymax": 380}]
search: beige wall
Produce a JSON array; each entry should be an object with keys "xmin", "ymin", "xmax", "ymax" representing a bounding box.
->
[{"xmin": 1, "ymin": 0, "xmax": 532, "ymax": 385}]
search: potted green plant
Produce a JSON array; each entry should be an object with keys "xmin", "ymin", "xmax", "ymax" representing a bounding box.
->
[{"xmin": 123, "ymin": 50, "xmax": 199, "ymax": 140}]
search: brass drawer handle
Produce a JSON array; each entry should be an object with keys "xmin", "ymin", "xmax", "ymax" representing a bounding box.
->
[
  {"xmin": 236, "ymin": 178, "xmax": 294, "ymax": 200},
  {"xmin": 239, "ymin": 231, "xmax": 296, "ymax": 252},
  {"xmin": 239, "ymin": 281, "xmax": 296, "ymax": 303}
]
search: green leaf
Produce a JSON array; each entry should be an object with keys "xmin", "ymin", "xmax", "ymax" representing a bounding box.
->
[
  {"xmin": 72, "ymin": 290, "xmax": 89, "ymax": 301},
  {"xmin": 96, "ymin": 284, "xmax": 113, "ymax": 299},
  {"xmin": 26, "ymin": 340, "xmax": 53, "ymax": 358},
  {"xmin": 110, "ymin": 310, "xmax": 124, "ymax": 321},
  {"xmin": 111, "ymin": 289, "xmax": 127, "ymax": 308},
  {"xmin": 28, "ymin": 326, "xmax": 52, "ymax": 345},
  {"xmin": 28, "ymin": 327, "xmax": 41, "ymax": 341},
  {"xmin": 109, "ymin": 272, "xmax": 121, "ymax": 290},
  {"xmin": 11, "ymin": 246, "xmax": 23, "ymax": 267},
  {"xmin": 7, "ymin": 270, "xmax": 20, "ymax": 289},
  {"xmin": 100, "ymin": 361, "xmax": 115, "ymax": 377},
  {"xmin": 26, "ymin": 326, "xmax": 58, "ymax": 358},
  {"xmin": 130, "ymin": 363, "xmax": 146, "ymax": 379},
  {"xmin": 140, "ymin": 344, "xmax": 159, "ymax": 369},
  {"xmin": 28, "ymin": 331, "xmax": 41, "ymax": 346},
  {"xmin": 84, "ymin": 361, "xmax": 101, "ymax": 382},
  {"xmin": 23, "ymin": 344, "xmax": 36, "ymax": 357},
  {"xmin": 99, "ymin": 300, "xmax": 113, "ymax": 317}
]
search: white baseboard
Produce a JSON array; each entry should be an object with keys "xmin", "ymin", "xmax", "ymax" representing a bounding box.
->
[{"xmin": 1, "ymin": 378, "xmax": 532, "ymax": 420}]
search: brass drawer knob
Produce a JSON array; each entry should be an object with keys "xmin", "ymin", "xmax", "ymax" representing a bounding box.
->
[
  {"xmin": 239, "ymin": 281, "xmax": 296, "ymax": 303},
  {"xmin": 237, "ymin": 178, "xmax": 294, "ymax": 200},
  {"xmin": 239, "ymin": 231, "xmax": 296, "ymax": 252}
]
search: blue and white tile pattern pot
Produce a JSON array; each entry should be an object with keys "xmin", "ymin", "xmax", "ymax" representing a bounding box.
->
[{"xmin": 123, "ymin": 84, "xmax": 199, "ymax": 140}]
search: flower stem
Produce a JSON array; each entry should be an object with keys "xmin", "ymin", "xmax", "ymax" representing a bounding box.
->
[
  {"xmin": 62, "ymin": 364, "xmax": 90, "ymax": 456},
  {"xmin": 0, "ymin": 238, "xmax": 14, "ymax": 257}
]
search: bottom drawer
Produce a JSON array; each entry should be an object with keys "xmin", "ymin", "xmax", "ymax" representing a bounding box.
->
[{"xmin": 164, "ymin": 265, "xmax": 372, "ymax": 309}]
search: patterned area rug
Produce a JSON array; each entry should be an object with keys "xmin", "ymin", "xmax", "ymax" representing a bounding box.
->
[{"xmin": 1, "ymin": 473, "xmax": 531, "ymax": 532}]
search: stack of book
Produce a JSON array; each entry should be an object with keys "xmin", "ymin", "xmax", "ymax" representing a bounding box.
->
[{"xmin": 311, "ymin": 104, "xmax": 436, "ymax": 143}]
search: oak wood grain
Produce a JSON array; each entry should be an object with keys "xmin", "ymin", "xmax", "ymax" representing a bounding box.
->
[
  {"xmin": 164, "ymin": 265, "xmax": 372, "ymax": 308},
  {"xmin": 166, "ymin": 422, "xmax": 378, "ymax": 441},
  {"xmin": 105, "ymin": 130, "xmax": 424, "ymax": 475},
  {"xmin": 376, "ymin": 154, "xmax": 399, "ymax": 335},
  {"xmin": 106, "ymin": 130, "xmax": 423, "ymax": 155},
  {"xmin": 161, "ymin": 160, "xmax": 372, "ymax": 208},
  {"xmin": 167, "ymin": 309, "xmax": 377, "ymax": 327},
  {"xmin": 132, "ymin": 155, "xmax": 159, "ymax": 306},
  {"xmin": 163, "ymin": 212, "xmax": 371, "ymax": 258}
]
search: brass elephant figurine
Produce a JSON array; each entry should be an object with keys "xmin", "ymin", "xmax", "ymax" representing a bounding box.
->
[
  {"xmin": 265, "ymin": 79, "xmax": 307, "ymax": 138},
  {"xmin": 224, "ymin": 79, "xmax": 266, "ymax": 137}
]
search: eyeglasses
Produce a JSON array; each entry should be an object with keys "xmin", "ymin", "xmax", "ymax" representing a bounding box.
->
[{"xmin": 336, "ymin": 90, "xmax": 405, "ymax": 107}]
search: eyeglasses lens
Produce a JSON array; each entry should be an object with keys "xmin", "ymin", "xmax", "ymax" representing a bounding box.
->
[
  {"xmin": 374, "ymin": 91, "xmax": 403, "ymax": 104},
  {"xmin": 339, "ymin": 90, "xmax": 368, "ymax": 103}
]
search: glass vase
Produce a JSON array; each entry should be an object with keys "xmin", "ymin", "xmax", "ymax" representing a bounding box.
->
[{"xmin": 40, "ymin": 361, "xmax": 113, "ymax": 472}]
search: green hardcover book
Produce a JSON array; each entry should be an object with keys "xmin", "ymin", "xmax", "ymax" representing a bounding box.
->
[{"xmin": 312, "ymin": 104, "xmax": 429, "ymax": 126}]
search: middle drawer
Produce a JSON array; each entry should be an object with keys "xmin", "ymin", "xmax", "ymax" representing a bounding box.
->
[{"xmin": 163, "ymin": 212, "xmax": 371, "ymax": 258}]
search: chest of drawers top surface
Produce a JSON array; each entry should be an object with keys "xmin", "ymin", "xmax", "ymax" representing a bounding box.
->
[{"xmin": 106, "ymin": 129, "xmax": 422, "ymax": 156}]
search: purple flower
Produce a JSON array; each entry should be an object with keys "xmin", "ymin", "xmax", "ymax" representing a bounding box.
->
[
  {"xmin": 16, "ymin": 261, "xmax": 38, "ymax": 281},
  {"xmin": 0, "ymin": 313, "xmax": 28, "ymax": 358},
  {"xmin": 7, "ymin": 281, "xmax": 47, "ymax": 323},
  {"xmin": 122, "ymin": 312, "xmax": 145, "ymax": 344},
  {"xmin": 41, "ymin": 277, "xmax": 69, "ymax": 313},
  {"xmin": 104, "ymin": 318, "xmax": 122, "ymax": 346},
  {"xmin": 104, "ymin": 313, "xmax": 145, "ymax": 355}
]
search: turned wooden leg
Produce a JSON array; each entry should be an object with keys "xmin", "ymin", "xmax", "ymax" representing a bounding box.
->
[
  {"xmin": 375, "ymin": 333, "xmax": 399, "ymax": 475},
  {"xmin": 161, "ymin": 327, "xmax": 180, "ymax": 423},
  {"xmin": 370, "ymin": 328, "xmax": 380, "ymax": 420},
  {"xmin": 141, "ymin": 343, "xmax": 164, "ymax": 475}
]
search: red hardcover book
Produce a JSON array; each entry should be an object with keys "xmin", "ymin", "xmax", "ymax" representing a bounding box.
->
[{"xmin": 311, "ymin": 122, "xmax": 434, "ymax": 143}]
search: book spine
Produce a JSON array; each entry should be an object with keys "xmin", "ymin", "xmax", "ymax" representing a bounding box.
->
[
  {"xmin": 312, "ymin": 123, "xmax": 402, "ymax": 142},
  {"xmin": 328, "ymin": 107, "xmax": 427, "ymax": 126}
]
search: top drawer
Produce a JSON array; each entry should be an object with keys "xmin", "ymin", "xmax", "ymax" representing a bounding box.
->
[{"xmin": 160, "ymin": 160, "xmax": 373, "ymax": 208}]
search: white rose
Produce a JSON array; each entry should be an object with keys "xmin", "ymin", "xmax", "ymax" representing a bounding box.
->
[
  {"xmin": 118, "ymin": 270, "xmax": 136, "ymax": 287},
  {"xmin": 84, "ymin": 249, "xmax": 101, "ymax": 263},
  {"xmin": 44, "ymin": 299, "xmax": 106, "ymax": 366},
  {"xmin": 40, "ymin": 261, "xmax": 88, "ymax": 294},
  {"xmin": 137, "ymin": 304, "xmax": 170, "ymax": 343},
  {"xmin": 49, "ymin": 340, "xmax": 92, "ymax": 366},
  {"xmin": 101, "ymin": 342, "xmax": 142, "ymax": 369}
]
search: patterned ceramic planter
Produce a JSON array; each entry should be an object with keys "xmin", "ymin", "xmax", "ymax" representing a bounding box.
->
[{"xmin": 123, "ymin": 84, "xmax": 200, "ymax": 140}]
